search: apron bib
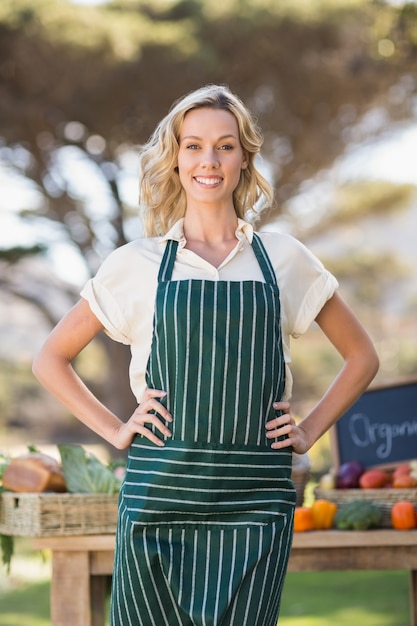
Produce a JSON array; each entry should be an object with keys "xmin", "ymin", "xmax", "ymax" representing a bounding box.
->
[{"xmin": 111, "ymin": 234, "xmax": 296, "ymax": 626}]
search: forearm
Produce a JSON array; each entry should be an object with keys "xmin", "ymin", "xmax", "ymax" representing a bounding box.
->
[
  {"xmin": 299, "ymin": 348, "xmax": 379, "ymax": 449},
  {"xmin": 33, "ymin": 351, "xmax": 124, "ymax": 446}
]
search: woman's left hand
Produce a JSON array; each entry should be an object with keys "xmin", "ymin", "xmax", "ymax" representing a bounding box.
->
[{"xmin": 266, "ymin": 401, "xmax": 309, "ymax": 454}]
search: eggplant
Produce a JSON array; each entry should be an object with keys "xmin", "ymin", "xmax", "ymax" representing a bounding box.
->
[{"xmin": 335, "ymin": 460, "xmax": 365, "ymax": 489}]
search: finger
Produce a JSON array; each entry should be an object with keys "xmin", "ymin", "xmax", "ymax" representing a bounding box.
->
[
  {"xmin": 270, "ymin": 435, "xmax": 294, "ymax": 450},
  {"xmin": 125, "ymin": 414, "xmax": 173, "ymax": 447},
  {"xmin": 142, "ymin": 388, "xmax": 172, "ymax": 418},
  {"xmin": 132, "ymin": 411, "xmax": 173, "ymax": 436},
  {"xmin": 273, "ymin": 400, "xmax": 290, "ymax": 413},
  {"xmin": 265, "ymin": 412, "xmax": 292, "ymax": 430},
  {"xmin": 143, "ymin": 387, "xmax": 167, "ymax": 401},
  {"xmin": 135, "ymin": 424, "xmax": 169, "ymax": 447},
  {"xmin": 138, "ymin": 400, "xmax": 173, "ymax": 423}
]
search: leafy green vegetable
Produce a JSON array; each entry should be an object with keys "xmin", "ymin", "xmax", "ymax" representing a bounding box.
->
[
  {"xmin": 0, "ymin": 452, "xmax": 11, "ymax": 486},
  {"xmin": 58, "ymin": 444, "xmax": 122, "ymax": 494},
  {"xmin": 334, "ymin": 500, "xmax": 383, "ymax": 530},
  {"xmin": 1, "ymin": 534, "xmax": 14, "ymax": 573}
]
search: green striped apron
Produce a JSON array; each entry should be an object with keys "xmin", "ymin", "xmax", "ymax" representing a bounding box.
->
[{"xmin": 111, "ymin": 234, "xmax": 296, "ymax": 626}]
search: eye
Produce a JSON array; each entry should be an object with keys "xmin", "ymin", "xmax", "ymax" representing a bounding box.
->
[
  {"xmin": 218, "ymin": 144, "xmax": 233, "ymax": 151},
  {"xmin": 186, "ymin": 144, "xmax": 200, "ymax": 150}
]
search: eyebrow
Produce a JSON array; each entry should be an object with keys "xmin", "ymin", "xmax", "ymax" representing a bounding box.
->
[{"xmin": 180, "ymin": 134, "xmax": 238, "ymax": 142}]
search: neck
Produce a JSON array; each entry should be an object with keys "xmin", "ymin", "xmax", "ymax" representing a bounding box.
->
[{"xmin": 183, "ymin": 208, "xmax": 238, "ymax": 244}]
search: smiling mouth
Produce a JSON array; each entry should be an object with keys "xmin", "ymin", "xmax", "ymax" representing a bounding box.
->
[{"xmin": 194, "ymin": 176, "xmax": 223, "ymax": 186}]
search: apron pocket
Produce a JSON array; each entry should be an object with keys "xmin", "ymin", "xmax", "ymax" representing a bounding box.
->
[{"xmin": 122, "ymin": 439, "xmax": 296, "ymax": 528}]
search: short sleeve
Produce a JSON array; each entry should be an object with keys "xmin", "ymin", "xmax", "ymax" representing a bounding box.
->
[
  {"xmin": 259, "ymin": 232, "xmax": 339, "ymax": 338},
  {"xmin": 79, "ymin": 240, "xmax": 159, "ymax": 346},
  {"xmin": 81, "ymin": 277, "xmax": 131, "ymax": 345}
]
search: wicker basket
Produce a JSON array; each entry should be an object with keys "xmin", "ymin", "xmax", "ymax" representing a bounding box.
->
[
  {"xmin": 315, "ymin": 487, "xmax": 417, "ymax": 528},
  {"xmin": 0, "ymin": 492, "xmax": 119, "ymax": 537},
  {"xmin": 292, "ymin": 453, "xmax": 311, "ymax": 507},
  {"xmin": 292, "ymin": 469, "xmax": 310, "ymax": 507}
]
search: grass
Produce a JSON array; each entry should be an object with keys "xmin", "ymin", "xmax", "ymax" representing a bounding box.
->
[
  {"xmin": 0, "ymin": 540, "xmax": 410, "ymax": 626},
  {"xmin": 0, "ymin": 539, "xmax": 51, "ymax": 626},
  {"xmin": 280, "ymin": 570, "xmax": 409, "ymax": 625}
]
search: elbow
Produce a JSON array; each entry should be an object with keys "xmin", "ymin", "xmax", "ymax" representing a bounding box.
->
[
  {"xmin": 363, "ymin": 343, "xmax": 379, "ymax": 386},
  {"xmin": 32, "ymin": 346, "xmax": 51, "ymax": 385},
  {"xmin": 371, "ymin": 349, "xmax": 380, "ymax": 380},
  {"xmin": 32, "ymin": 349, "xmax": 43, "ymax": 382}
]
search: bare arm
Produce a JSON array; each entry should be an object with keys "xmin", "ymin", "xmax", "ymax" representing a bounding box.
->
[
  {"xmin": 32, "ymin": 298, "xmax": 172, "ymax": 449},
  {"xmin": 266, "ymin": 292, "xmax": 379, "ymax": 453}
]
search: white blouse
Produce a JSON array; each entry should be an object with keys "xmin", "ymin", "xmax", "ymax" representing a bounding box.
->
[{"xmin": 81, "ymin": 218, "xmax": 338, "ymax": 403}]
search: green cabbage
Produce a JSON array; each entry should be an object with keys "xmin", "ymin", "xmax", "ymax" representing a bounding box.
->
[{"xmin": 58, "ymin": 444, "xmax": 122, "ymax": 494}]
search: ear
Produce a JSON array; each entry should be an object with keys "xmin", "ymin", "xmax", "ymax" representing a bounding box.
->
[{"xmin": 241, "ymin": 151, "xmax": 249, "ymax": 169}]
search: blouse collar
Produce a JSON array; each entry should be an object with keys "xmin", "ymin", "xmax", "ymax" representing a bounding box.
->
[{"xmin": 160, "ymin": 218, "xmax": 254, "ymax": 248}]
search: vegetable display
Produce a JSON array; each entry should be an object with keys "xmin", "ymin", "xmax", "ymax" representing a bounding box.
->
[{"xmin": 0, "ymin": 444, "xmax": 126, "ymax": 571}]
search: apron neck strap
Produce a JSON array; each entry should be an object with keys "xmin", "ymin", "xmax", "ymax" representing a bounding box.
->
[
  {"xmin": 251, "ymin": 233, "xmax": 277, "ymax": 286},
  {"xmin": 158, "ymin": 240, "xmax": 179, "ymax": 282}
]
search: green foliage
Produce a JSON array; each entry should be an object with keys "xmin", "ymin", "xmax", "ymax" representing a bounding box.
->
[
  {"xmin": 0, "ymin": 453, "xmax": 10, "ymax": 482},
  {"xmin": 0, "ymin": 245, "xmax": 46, "ymax": 264},
  {"xmin": 328, "ymin": 181, "xmax": 416, "ymax": 226}
]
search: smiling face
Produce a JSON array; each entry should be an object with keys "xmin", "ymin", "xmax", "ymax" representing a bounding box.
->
[{"xmin": 176, "ymin": 107, "xmax": 248, "ymax": 214}]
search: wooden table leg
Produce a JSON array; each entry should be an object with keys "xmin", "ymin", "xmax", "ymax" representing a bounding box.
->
[
  {"xmin": 411, "ymin": 570, "xmax": 417, "ymax": 626},
  {"xmin": 51, "ymin": 551, "xmax": 92, "ymax": 626},
  {"xmin": 91, "ymin": 575, "xmax": 109, "ymax": 626}
]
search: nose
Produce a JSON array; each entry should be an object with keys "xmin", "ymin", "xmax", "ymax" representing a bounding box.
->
[{"xmin": 200, "ymin": 149, "xmax": 219, "ymax": 168}]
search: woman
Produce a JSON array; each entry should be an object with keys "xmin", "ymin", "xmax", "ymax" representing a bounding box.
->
[{"xmin": 33, "ymin": 84, "xmax": 379, "ymax": 625}]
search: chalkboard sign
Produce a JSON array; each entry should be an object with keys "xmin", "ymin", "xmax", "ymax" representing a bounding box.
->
[{"xmin": 331, "ymin": 379, "xmax": 417, "ymax": 469}]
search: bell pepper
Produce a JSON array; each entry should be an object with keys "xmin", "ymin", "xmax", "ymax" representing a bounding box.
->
[
  {"xmin": 311, "ymin": 499, "xmax": 338, "ymax": 530},
  {"xmin": 293, "ymin": 507, "xmax": 314, "ymax": 532},
  {"xmin": 391, "ymin": 501, "xmax": 417, "ymax": 530},
  {"xmin": 358, "ymin": 469, "xmax": 390, "ymax": 489}
]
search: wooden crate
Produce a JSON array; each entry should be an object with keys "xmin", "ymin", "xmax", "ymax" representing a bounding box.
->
[
  {"xmin": 0, "ymin": 492, "xmax": 119, "ymax": 537},
  {"xmin": 315, "ymin": 487, "xmax": 417, "ymax": 528}
]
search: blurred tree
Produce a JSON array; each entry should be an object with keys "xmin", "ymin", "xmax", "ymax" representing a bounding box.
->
[{"xmin": 0, "ymin": 0, "xmax": 416, "ymax": 419}]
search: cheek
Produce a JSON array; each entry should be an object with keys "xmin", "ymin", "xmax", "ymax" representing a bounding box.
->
[{"xmin": 176, "ymin": 153, "xmax": 192, "ymax": 175}]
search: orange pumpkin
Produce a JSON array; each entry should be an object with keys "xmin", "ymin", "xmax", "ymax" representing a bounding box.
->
[
  {"xmin": 293, "ymin": 507, "xmax": 314, "ymax": 532},
  {"xmin": 391, "ymin": 501, "xmax": 417, "ymax": 530}
]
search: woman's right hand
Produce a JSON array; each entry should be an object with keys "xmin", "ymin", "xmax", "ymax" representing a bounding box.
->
[{"xmin": 113, "ymin": 388, "xmax": 173, "ymax": 449}]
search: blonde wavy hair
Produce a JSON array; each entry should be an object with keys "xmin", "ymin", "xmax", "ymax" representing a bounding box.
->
[{"xmin": 139, "ymin": 84, "xmax": 274, "ymax": 237}]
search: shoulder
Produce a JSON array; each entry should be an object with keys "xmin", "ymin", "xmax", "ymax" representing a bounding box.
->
[
  {"xmin": 94, "ymin": 236, "xmax": 164, "ymax": 278},
  {"xmin": 255, "ymin": 230, "xmax": 321, "ymax": 267}
]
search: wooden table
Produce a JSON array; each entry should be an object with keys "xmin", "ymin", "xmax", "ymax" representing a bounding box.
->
[{"xmin": 33, "ymin": 530, "xmax": 417, "ymax": 626}]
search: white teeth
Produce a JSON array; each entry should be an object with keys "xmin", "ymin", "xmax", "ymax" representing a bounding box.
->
[{"xmin": 195, "ymin": 177, "xmax": 222, "ymax": 185}]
